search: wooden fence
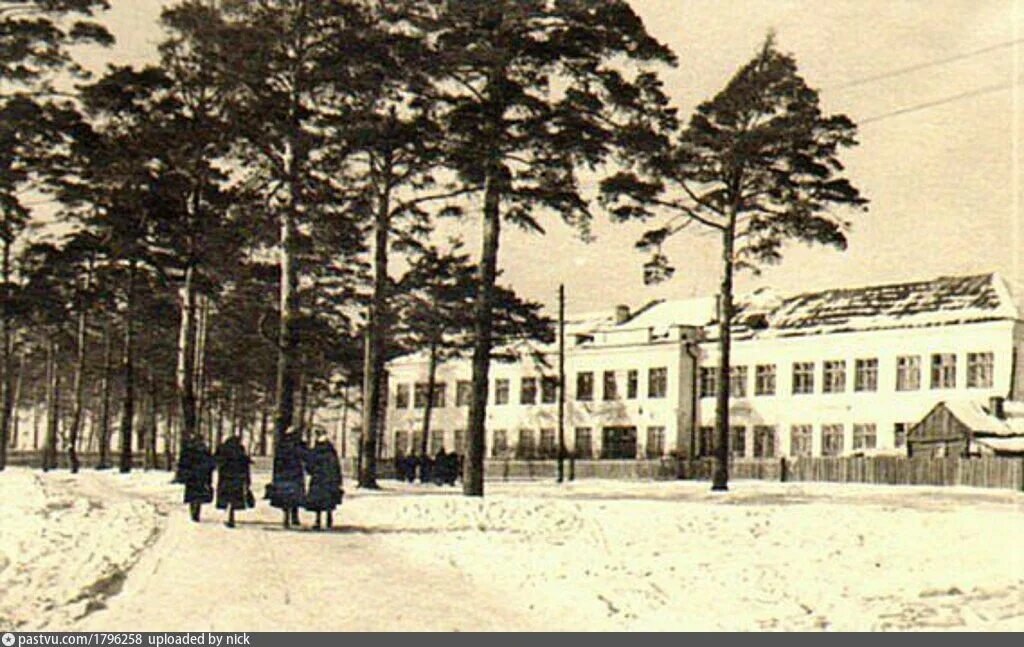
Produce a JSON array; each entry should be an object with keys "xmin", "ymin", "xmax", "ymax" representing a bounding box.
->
[
  {"xmin": 7, "ymin": 451, "xmax": 1023, "ymax": 492},
  {"xmin": 686, "ymin": 456, "xmax": 1024, "ymax": 491}
]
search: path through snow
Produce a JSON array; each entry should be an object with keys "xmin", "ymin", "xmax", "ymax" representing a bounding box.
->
[{"xmin": 3, "ymin": 468, "xmax": 1024, "ymax": 631}]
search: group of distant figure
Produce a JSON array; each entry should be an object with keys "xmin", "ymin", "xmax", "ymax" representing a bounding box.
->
[
  {"xmin": 175, "ymin": 426, "xmax": 343, "ymax": 530},
  {"xmin": 394, "ymin": 449, "xmax": 463, "ymax": 486}
]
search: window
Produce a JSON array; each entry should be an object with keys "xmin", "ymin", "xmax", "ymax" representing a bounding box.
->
[
  {"xmin": 729, "ymin": 366, "xmax": 748, "ymax": 398},
  {"xmin": 792, "ymin": 362, "xmax": 815, "ymax": 394},
  {"xmin": 494, "ymin": 379, "xmax": 510, "ymax": 405},
  {"xmin": 699, "ymin": 426, "xmax": 714, "ymax": 457},
  {"xmin": 822, "ymin": 424, "xmax": 844, "ymax": 456},
  {"xmin": 520, "ymin": 377, "xmax": 538, "ymax": 405},
  {"xmin": 823, "ymin": 361, "xmax": 846, "ymax": 393},
  {"xmin": 432, "ymin": 383, "xmax": 446, "ymax": 408},
  {"xmin": 967, "ymin": 352, "xmax": 994, "ymax": 388},
  {"xmin": 576, "ymin": 372, "xmax": 594, "ymax": 401},
  {"xmin": 414, "ymin": 383, "xmax": 430, "ymax": 408},
  {"xmin": 492, "ymin": 430, "xmax": 509, "ymax": 458},
  {"xmin": 931, "ymin": 353, "xmax": 957, "ymax": 389},
  {"xmin": 730, "ymin": 426, "xmax": 747, "ymax": 458},
  {"xmin": 854, "ymin": 359, "xmax": 878, "ymax": 392},
  {"xmin": 753, "ymin": 426, "xmax": 776, "ymax": 458},
  {"xmin": 601, "ymin": 427, "xmax": 637, "ymax": 459},
  {"xmin": 394, "ymin": 430, "xmax": 410, "ymax": 456},
  {"xmin": 411, "ymin": 431, "xmax": 425, "ymax": 455},
  {"xmin": 395, "ymin": 384, "xmax": 410, "ymax": 409},
  {"xmin": 454, "ymin": 429, "xmax": 466, "ymax": 454},
  {"xmin": 627, "ymin": 370, "xmax": 639, "ymax": 399},
  {"xmin": 700, "ymin": 367, "xmax": 717, "ymax": 398},
  {"xmin": 603, "ymin": 370, "xmax": 618, "ymax": 401},
  {"xmin": 429, "ymin": 430, "xmax": 444, "ymax": 454},
  {"xmin": 790, "ymin": 425, "xmax": 813, "ymax": 457},
  {"xmin": 456, "ymin": 380, "xmax": 473, "ymax": 407},
  {"xmin": 574, "ymin": 428, "xmax": 593, "ymax": 459},
  {"xmin": 541, "ymin": 376, "xmax": 558, "ymax": 404},
  {"xmin": 516, "ymin": 429, "xmax": 536, "ymax": 459},
  {"xmin": 648, "ymin": 367, "xmax": 668, "ymax": 398},
  {"xmin": 538, "ymin": 429, "xmax": 557, "ymax": 458},
  {"xmin": 755, "ymin": 365, "xmax": 776, "ymax": 396},
  {"xmin": 852, "ymin": 423, "xmax": 877, "ymax": 451},
  {"xmin": 645, "ymin": 426, "xmax": 665, "ymax": 458},
  {"xmin": 894, "ymin": 423, "xmax": 910, "ymax": 449},
  {"xmin": 896, "ymin": 356, "xmax": 921, "ymax": 391}
]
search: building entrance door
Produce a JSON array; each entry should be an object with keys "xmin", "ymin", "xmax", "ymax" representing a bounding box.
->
[{"xmin": 601, "ymin": 426, "xmax": 637, "ymax": 459}]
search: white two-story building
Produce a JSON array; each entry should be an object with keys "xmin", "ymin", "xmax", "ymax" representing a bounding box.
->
[{"xmin": 384, "ymin": 272, "xmax": 1024, "ymax": 461}]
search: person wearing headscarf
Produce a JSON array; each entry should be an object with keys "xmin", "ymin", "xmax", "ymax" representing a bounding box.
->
[
  {"xmin": 267, "ymin": 427, "xmax": 306, "ymax": 528},
  {"xmin": 177, "ymin": 436, "xmax": 216, "ymax": 522},
  {"xmin": 303, "ymin": 427, "xmax": 344, "ymax": 530},
  {"xmin": 215, "ymin": 433, "xmax": 253, "ymax": 528}
]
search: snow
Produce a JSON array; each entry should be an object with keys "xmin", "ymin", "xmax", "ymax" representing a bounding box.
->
[{"xmin": 2, "ymin": 468, "xmax": 1024, "ymax": 631}]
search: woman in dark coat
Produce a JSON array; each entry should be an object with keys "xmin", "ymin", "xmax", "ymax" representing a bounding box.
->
[
  {"xmin": 303, "ymin": 428, "xmax": 343, "ymax": 530},
  {"xmin": 215, "ymin": 434, "xmax": 252, "ymax": 528},
  {"xmin": 177, "ymin": 437, "xmax": 216, "ymax": 522},
  {"xmin": 268, "ymin": 428, "xmax": 306, "ymax": 528}
]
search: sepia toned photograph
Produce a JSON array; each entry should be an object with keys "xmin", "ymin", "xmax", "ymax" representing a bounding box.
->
[{"xmin": 0, "ymin": 0, "xmax": 1022, "ymax": 634}]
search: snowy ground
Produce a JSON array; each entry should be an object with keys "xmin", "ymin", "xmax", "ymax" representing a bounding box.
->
[{"xmin": 1, "ymin": 468, "xmax": 1023, "ymax": 631}]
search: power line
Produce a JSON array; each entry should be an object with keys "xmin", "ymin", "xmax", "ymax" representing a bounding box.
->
[
  {"xmin": 860, "ymin": 78, "xmax": 1022, "ymax": 126},
  {"xmin": 833, "ymin": 38, "xmax": 1024, "ymax": 91}
]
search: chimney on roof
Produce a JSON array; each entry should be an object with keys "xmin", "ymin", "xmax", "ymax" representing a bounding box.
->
[
  {"xmin": 990, "ymin": 396, "xmax": 1006, "ymax": 420},
  {"xmin": 614, "ymin": 304, "xmax": 631, "ymax": 325}
]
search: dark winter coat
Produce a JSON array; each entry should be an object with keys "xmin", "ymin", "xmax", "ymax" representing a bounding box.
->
[
  {"xmin": 178, "ymin": 439, "xmax": 216, "ymax": 504},
  {"xmin": 215, "ymin": 436, "xmax": 252, "ymax": 510},
  {"xmin": 267, "ymin": 432, "xmax": 306, "ymax": 509},
  {"xmin": 303, "ymin": 440, "xmax": 343, "ymax": 512}
]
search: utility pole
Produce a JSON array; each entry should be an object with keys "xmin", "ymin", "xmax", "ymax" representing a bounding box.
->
[{"xmin": 557, "ymin": 284, "xmax": 566, "ymax": 483}]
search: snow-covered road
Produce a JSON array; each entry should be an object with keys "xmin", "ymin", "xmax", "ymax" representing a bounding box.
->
[{"xmin": 3, "ymin": 468, "xmax": 1024, "ymax": 631}]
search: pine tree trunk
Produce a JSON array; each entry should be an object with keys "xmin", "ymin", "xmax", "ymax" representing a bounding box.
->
[
  {"xmin": 359, "ymin": 184, "xmax": 391, "ymax": 488},
  {"xmin": 273, "ymin": 163, "xmax": 300, "ymax": 458},
  {"xmin": 711, "ymin": 215, "xmax": 737, "ymax": 492},
  {"xmin": 97, "ymin": 316, "xmax": 113, "ymax": 469},
  {"xmin": 146, "ymin": 372, "xmax": 158, "ymax": 470},
  {"xmin": 420, "ymin": 342, "xmax": 439, "ymax": 456},
  {"xmin": 42, "ymin": 337, "xmax": 59, "ymax": 471},
  {"xmin": 176, "ymin": 264, "xmax": 198, "ymax": 454},
  {"xmin": 119, "ymin": 261, "xmax": 136, "ymax": 474},
  {"xmin": 258, "ymin": 401, "xmax": 268, "ymax": 457},
  {"xmin": 10, "ymin": 353, "xmax": 22, "ymax": 450},
  {"xmin": 164, "ymin": 400, "xmax": 175, "ymax": 471},
  {"xmin": 0, "ymin": 235, "xmax": 12, "ymax": 470},
  {"xmin": 67, "ymin": 288, "xmax": 89, "ymax": 473},
  {"xmin": 296, "ymin": 374, "xmax": 307, "ymax": 441},
  {"xmin": 465, "ymin": 165, "xmax": 502, "ymax": 497}
]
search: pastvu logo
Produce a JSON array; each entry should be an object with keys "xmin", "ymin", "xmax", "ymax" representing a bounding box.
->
[{"xmin": 2, "ymin": 632, "xmax": 14, "ymax": 646}]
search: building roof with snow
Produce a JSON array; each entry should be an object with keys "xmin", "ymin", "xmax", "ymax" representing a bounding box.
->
[{"xmin": 583, "ymin": 272, "xmax": 1019, "ymax": 346}]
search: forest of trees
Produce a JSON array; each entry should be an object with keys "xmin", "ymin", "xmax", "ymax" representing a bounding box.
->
[{"xmin": 0, "ymin": 1, "xmax": 864, "ymax": 495}]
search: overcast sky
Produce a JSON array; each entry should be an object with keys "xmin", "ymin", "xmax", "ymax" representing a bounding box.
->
[{"xmin": 74, "ymin": 0, "xmax": 1024, "ymax": 313}]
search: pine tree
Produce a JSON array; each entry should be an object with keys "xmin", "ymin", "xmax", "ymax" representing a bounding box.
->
[
  {"xmin": 0, "ymin": 0, "xmax": 113, "ymax": 470},
  {"xmin": 601, "ymin": 35, "xmax": 868, "ymax": 490},
  {"xmin": 403, "ymin": 0, "xmax": 677, "ymax": 495}
]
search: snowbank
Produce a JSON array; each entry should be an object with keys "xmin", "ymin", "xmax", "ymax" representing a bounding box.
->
[
  {"xmin": 0, "ymin": 469, "xmax": 171, "ymax": 630},
  {"xmin": 4, "ymin": 468, "xmax": 1024, "ymax": 631}
]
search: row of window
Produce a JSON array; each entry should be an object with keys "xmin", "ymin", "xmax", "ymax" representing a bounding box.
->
[
  {"xmin": 394, "ymin": 367, "xmax": 670, "ymax": 410},
  {"xmin": 697, "ymin": 422, "xmax": 913, "ymax": 458},
  {"xmin": 393, "ymin": 429, "xmax": 468, "ymax": 456},
  {"xmin": 392, "ymin": 426, "xmax": 668, "ymax": 460},
  {"xmin": 699, "ymin": 352, "xmax": 994, "ymax": 398}
]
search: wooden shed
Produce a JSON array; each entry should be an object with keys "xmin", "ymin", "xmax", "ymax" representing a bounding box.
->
[{"xmin": 908, "ymin": 398, "xmax": 1024, "ymax": 458}]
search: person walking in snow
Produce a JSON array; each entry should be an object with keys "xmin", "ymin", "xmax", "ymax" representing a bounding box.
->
[
  {"xmin": 177, "ymin": 436, "xmax": 216, "ymax": 522},
  {"xmin": 215, "ymin": 433, "xmax": 253, "ymax": 529},
  {"xmin": 303, "ymin": 427, "xmax": 344, "ymax": 530},
  {"xmin": 268, "ymin": 427, "xmax": 306, "ymax": 528}
]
